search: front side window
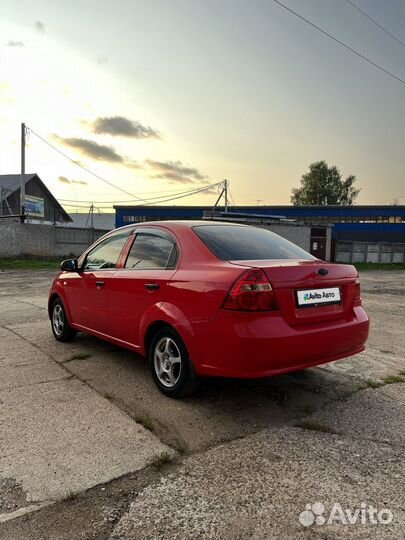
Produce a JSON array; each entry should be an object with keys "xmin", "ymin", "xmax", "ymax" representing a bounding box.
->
[
  {"xmin": 125, "ymin": 232, "xmax": 177, "ymax": 269},
  {"xmin": 84, "ymin": 233, "xmax": 129, "ymax": 270}
]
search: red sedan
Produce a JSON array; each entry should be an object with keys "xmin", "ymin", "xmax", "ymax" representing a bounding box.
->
[{"xmin": 49, "ymin": 221, "xmax": 369, "ymax": 397}]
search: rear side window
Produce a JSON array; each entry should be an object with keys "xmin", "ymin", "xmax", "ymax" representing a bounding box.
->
[
  {"xmin": 125, "ymin": 232, "xmax": 177, "ymax": 269},
  {"xmin": 193, "ymin": 225, "xmax": 315, "ymax": 260}
]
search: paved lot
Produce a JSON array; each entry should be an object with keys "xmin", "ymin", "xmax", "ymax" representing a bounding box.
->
[{"xmin": 0, "ymin": 269, "xmax": 404, "ymax": 539}]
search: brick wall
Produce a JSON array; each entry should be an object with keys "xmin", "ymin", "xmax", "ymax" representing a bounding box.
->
[
  {"xmin": 0, "ymin": 222, "xmax": 22, "ymax": 257},
  {"xmin": 0, "ymin": 222, "xmax": 108, "ymax": 258},
  {"xmin": 263, "ymin": 223, "xmax": 312, "ymax": 252},
  {"xmin": 0, "ymin": 221, "xmax": 335, "ymax": 260}
]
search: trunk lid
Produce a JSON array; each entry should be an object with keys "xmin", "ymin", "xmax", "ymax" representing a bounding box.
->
[{"xmin": 229, "ymin": 259, "xmax": 358, "ymax": 326}]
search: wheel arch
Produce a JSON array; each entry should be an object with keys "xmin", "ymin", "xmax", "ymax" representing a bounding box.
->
[
  {"xmin": 144, "ymin": 320, "xmax": 172, "ymax": 357},
  {"xmin": 48, "ymin": 291, "xmax": 73, "ymax": 326},
  {"xmin": 48, "ymin": 293, "xmax": 60, "ymax": 319},
  {"xmin": 142, "ymin": 312, "xmax": 201, "ymax": 375}
]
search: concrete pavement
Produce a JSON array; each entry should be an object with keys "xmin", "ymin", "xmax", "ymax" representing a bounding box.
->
[
  {"xmin": 0, "ymin": 268, "xmax": 403, "ymax": 539},
  {"xmin": 0, "ymin": 270, "xmax": 173, "ymax": 521},
  {"xmin": 113, "ymin": 426, "xmax": 404, "ymax": 540}
]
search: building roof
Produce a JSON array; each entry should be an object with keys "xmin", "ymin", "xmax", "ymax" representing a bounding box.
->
[
  {"xmin": 65, "ymin": 212, "xmax": 115, "ymax": 230},
  {"xmin": 114, "ymin": 204, "xmax": 405, "ymax": 211},
  {"xmin": 0, "ymin": 174, "xmax": 37, "ymax": 193},
  {"xmin": 0, "ymin": 173, "xmax": 72, "ymax": 222}
]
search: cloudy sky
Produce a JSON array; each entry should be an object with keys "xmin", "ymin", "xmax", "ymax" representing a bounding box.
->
[{"xmin": 1, "ymin": 0, "xmax": 404, "ymax": 211}]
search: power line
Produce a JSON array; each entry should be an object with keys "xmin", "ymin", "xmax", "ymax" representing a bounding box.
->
[
  {"xmin": 228, "ymin": 187, "xmax": 237, "ymax": 209},
  {"xmin": 26, "ymin": 125, "xmax": 223, "ymax": 207},
  {"xmin": 26, "ymin": 125, "xmax": 226, "ymax": 208},
  {"xmin": 26, "ymin": 126, "xmax": 151, "ymax": 204},
  {"xmin": 58, "ymin": 183, "xmax": 222, "ymax": 205},
  {"xmin": 139, "ymin": 182, "xmax": 223, "ymax": 206},
  {"xmin": 60, "ymin": 185, "xmax": 214, "ymax": 199},
  {"xmin": 59, "ymin": 181, "xmax": 224, "ymax": 210},
  {"xmin": 273, "ymin": 0, "xmax": 405, "ymax": 85},
  {"xmin": 379, "ymin": 194, "xmax": 405, "ymax": 204},
  {"xmin": 344, "ymin": 0, "xmax": 405, "ymax": 48}
]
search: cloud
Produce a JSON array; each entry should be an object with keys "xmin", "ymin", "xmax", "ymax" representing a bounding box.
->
[
  {"xmin": 145, "ymin": 159, "xmax": 207, "ymax": 184},
  {"xmin": 54, "ymin": 135, "xmax": 125, "ymax": 163},
  {"xmin": 6, "ymin": 40, "xmax": 25, "ymax": 47},
  {"xmin": 54, "ymin": 134, "xmax": 140, "ymax": 168},
  {"xmin": 92, "ymin": 116, "xmax": 160, "ymax": 139},
  {"xmin": 58, "ymin": 176, "xmax": 70, "ymax": 184},
  {"xmin": 35, "ymin": 21, "xmax": 45, "ymax": 33},
  {"xmin": 58, "ymin": 176, "xmax": 88, "ymax": 186}
]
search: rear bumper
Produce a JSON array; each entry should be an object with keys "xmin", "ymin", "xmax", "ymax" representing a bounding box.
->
[{"xmin": 190, "ymin": 306, "xmax": 369, "ymax": 378}]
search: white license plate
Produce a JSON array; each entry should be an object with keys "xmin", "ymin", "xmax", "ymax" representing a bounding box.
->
[{"xmin": 296, "ymin": 287, "xmax": 341, "ymax": 307}]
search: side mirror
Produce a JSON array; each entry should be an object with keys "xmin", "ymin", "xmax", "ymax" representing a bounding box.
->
[{"xmin": 60, "ymin": 258, "xmax": 78, "ymax": 272}]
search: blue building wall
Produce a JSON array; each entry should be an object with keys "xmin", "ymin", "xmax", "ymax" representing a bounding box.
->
[
  {"xmin": 334, "ymin": 223, "xmax": 405, "ymax": 242},
  {"xmin": 114, "ymin": 205, "xmax": 405, "ymax": 243}
]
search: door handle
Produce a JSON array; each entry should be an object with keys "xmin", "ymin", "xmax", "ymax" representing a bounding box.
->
[
  {"xmin": 96, "ymin": 281, "xmax": 105, "ymax": 289},
  {"xmin": 144, "ymin": 283, "xmax": 160, "ymax": 291}
]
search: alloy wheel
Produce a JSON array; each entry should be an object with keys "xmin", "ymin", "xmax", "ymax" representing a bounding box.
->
[
  {"xmin": 154, "ymin": 337, "xmax": 182, "ymax": 388},
  {"xmin": 52, "ymin": 304, "xmax": 64, "ymax": 337}
]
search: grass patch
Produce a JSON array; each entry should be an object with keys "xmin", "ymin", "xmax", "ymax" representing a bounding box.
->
[
  {"xmin": 295, "ymin": 421, "xmax": 337, "ymax": 434},
  {"xmin": 352, "ymin": 262, "xmax": 405, "ymax": 271},
  {"xmin": 356, "ymin": 379, "xmax": 383, "ymax": 391},
  {"xmin": 174, "ymin": 440, "xmax": 188, "ymax": 454},
  {"xmin": 151, "ymin": 452, "xmax": 173, "ymax": 469},
  {"xmin": 0, "ymin": 256, "xmax": 60, "ymax": 270},
  {"xmin": 355, "ymin": 375, "xmax": 405, "ymax": 391},
  {"xmin": 64, "ymin": 352, "xmax": 92, "ymax": 362},
  {"xmin": 383, "ymin": 374, "xmax": 405, "ymax": 385},
  {"xmin": 63, "ymin": 490, "xmax": 78, "ymax": 501},
  {"xmin": 135, "ymin": 414, "xmax": 154, "ymax": 432}
]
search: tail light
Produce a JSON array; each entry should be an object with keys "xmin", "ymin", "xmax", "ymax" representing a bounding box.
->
[
  {"xmin": 354, "ymin": 278, "xmax": 362, "ymax": 306},
  {"xmin": 223, "ymin": 269, "xmax": 279, "ymax": 311}
]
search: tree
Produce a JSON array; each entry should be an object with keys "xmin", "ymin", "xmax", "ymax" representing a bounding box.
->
[{"xmin": 291, "ymin": 161, "xmax": 360, "ymax": 205}]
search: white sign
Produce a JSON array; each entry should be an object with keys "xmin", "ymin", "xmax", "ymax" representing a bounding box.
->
[
  {"xmin": 297, "ymin": 287, "xmax": 341, "ymax": 306},
  {"xmin": 25, "ymin": 195, "xmax": 45, "ymax": 218}
]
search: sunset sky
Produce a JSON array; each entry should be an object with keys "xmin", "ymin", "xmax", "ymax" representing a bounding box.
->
[{"xmin": 1, "ymin": 0, "xmax": 404, "ymax": 212}]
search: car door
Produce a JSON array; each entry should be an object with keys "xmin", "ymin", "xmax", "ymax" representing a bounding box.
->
[
  {"xmin": 108, "ymin": 228, "xmax": 178, "ymax": 348},
  {"xmin": 65, "ymin": 231, "xmax": 130, "ymax": 335}
]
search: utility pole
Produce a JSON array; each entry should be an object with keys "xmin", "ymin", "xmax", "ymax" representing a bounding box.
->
[
  {"xmin": 209, "ymin": 180, "xmax": 231, "ymax": 217},
  {"xmin": 21, "ymin": 123, "xmax": 26, "ymax": 218},
  {"xmin": 90, "ymin": 203, "xmax": 94, "ymax": 243}
]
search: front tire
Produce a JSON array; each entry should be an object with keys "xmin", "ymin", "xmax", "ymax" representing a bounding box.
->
[
  {"xmin": 51, "ymin": 298, "xmax": 76, "ymax": 342},
  {"xmin": 149, "ymin": 327, "xmax": 199, "ymax": 398}
]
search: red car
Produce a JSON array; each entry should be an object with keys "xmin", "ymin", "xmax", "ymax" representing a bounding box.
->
[{"xmin": 49, "ymin": 221, "xmax": 369, "ymax": 397}]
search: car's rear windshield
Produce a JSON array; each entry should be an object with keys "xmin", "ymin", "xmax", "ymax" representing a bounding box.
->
[{"xmin": 193, "ymin": 225, "xmax": 316, "ymax": 261}]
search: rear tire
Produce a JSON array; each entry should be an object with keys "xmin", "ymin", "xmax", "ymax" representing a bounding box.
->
[
  {"xmin": 149, "ymin": 327, "xmax": 199, "ymax": 398},
  {"xmin": 51, "ymin": 297, "xmax": 76, "ymax": 342}
]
